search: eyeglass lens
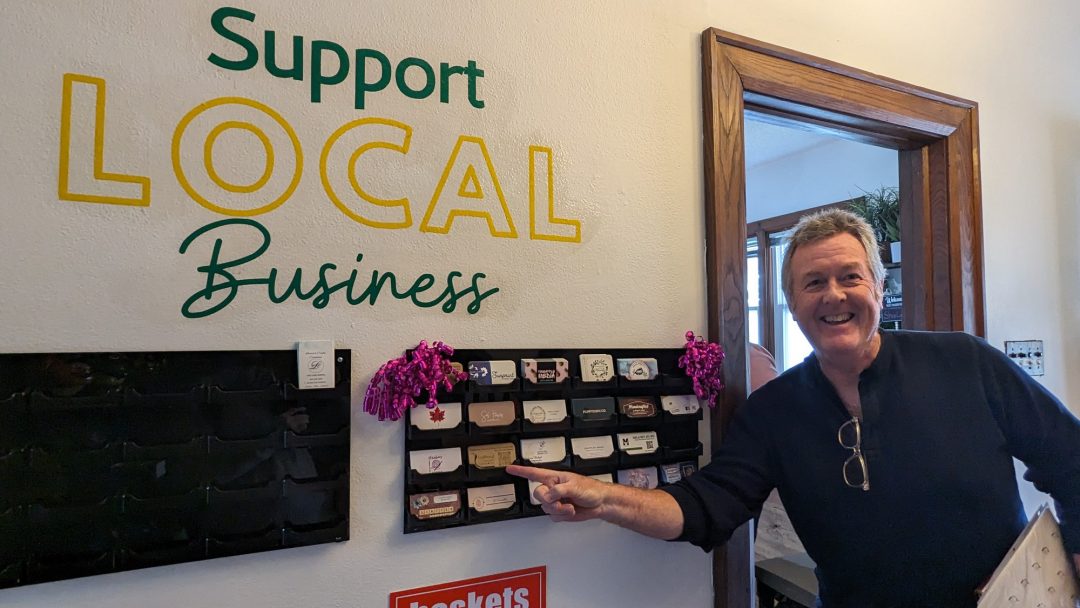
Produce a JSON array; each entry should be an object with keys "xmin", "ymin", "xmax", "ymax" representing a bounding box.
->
[
  {"xmin": 838, "ymin": 417, "xmax": 861, "ymax": 448},
  {"xmin": 843, "ymin": 453, "xmax": 869, "ymax": 489}
]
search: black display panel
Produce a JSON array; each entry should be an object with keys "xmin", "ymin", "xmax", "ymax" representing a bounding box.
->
[
  {"xmin": 0, "ymin": 350, "xmax": 350, "ymax": 590},
  {"xmin": 403, "ymin": 347, "xmax": 703, "ymax": 533}
]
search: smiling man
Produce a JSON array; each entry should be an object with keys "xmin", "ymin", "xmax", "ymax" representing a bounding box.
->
[
  {"xmin": 509, "ymin": 209, "xmax": 1080, "ymax": 607},
  {"xmin": 783, "ymin": 222, "xmax": 884, "ymax": 421}
]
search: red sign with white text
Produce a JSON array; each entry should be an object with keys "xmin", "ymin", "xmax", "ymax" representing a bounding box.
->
[{"xmin": 389, "ymin": 566, "xmax": 546, "ymax": 608}]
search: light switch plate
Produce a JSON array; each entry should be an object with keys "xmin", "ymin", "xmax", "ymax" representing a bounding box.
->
[{"xmin": 1004, "ymin": 340, "xmax": 1044, "ymax": 376}]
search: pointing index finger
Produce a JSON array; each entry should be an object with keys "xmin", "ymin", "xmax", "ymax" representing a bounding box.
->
[{"xmin": 505, "ymin": 464, "xmax": 560, "ymax": 485}]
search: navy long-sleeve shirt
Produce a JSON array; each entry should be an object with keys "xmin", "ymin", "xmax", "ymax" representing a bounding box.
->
[{"xmin": 660, "ymin": 330, "xmax": 1080, "ymax": 607}]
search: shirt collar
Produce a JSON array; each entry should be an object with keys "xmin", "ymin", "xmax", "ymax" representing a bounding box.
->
[{"xmin": 803, "ymin": 329, "xmax": 893, "ymax": 389}]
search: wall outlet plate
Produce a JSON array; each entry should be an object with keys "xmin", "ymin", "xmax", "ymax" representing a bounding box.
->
[{"xmin": 1004, "ymin": 340, "xmax": 1044, "ymax": 376}]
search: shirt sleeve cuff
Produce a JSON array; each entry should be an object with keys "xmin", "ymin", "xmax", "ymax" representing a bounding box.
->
[{"xmin": 658, "ymin": 483, "xmax": 711, "ymax": 550}]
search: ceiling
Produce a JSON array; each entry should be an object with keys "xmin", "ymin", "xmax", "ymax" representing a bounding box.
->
[{"xmin": 744, "ymin": 118, "xmax": 835, "ymax": 169}]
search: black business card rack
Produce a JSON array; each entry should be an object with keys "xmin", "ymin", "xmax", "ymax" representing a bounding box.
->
[
  {"xmin": 403, "ymin": 348, "xmax": 704, "ymax": 533},
  {"xmin": 0, "ymin": 350, "xmax": 351, "ymax": 590}
]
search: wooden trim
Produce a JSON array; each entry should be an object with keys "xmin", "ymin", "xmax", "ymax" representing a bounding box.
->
[
  {"xmin": 968, "ymin": 106, "xmax": 986, "ymax": 336},
  {"xmin": 701, "ymin": 35, "xmax": 748, "ymax": 391},
  {"xmin": 745, "ymin": 97, "xmax": 935, "ymax": 150},
  {"xmin": 747, "ymin": 199, "xmax": 854, "ymax": 236},
  {"xmin": 949, "ymin": 112, "xmax": 985, "ymax": 335},
  {"xmin": 707, "ymin": 28, "xmax": 976, "ymax": 109},
  {"xmin": 947, "ymin": 118, "xmax": 974, "ymax": 331},
  {"xmin": 701, "ymin": 33, "xmax": 754, "ymax": 608},
  {"xmin": 756, "ymin": 228, "xmax": 773, "ymax": 354},
  {"xmin": 726, "ymin": 46, "xmax": 968, "ymax": 138},
  {"xmin": 925, "ymin": 139, "xmax": 954, "ymax": 330},
  {"xmin": 701, "ymin": 28, "xmax": 985, "ymax": 608},
  {"xmin": 745, "ymin": 104, "xmax": 931, "ymax": 150},
  {"xmin": 898, "ymin": 148, "xmax": 932, "ymax": 330}
]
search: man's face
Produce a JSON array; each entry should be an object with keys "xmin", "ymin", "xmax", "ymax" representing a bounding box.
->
[{"xmin": 789, "ymin": 233, "xmax": 882, "ymax": 364}]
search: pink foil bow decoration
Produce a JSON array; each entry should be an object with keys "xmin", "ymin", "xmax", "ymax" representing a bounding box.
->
[
  {"xmin": 678, "ymin": 330, "xmax": 725, "ymax": 408},
  {"xmin": 363, "ymin": 340, "xmax": 467, "ymax": 421}
]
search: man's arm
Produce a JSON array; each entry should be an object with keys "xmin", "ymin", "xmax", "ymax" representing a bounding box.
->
[
  {"xmin": 506, "ymin": 465, "xmax": 684, "ymax": 540},
  {"xmin": 974, "ymin": 335, "xmax": 1080, "ymax": 557}
]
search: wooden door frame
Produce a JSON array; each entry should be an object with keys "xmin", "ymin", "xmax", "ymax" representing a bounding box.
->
[{"xmin": 701, "ymin": 28, "xmax": 985, "ymax": 608}]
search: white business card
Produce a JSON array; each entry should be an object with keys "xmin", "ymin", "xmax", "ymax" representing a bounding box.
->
[
  {"xmin": 409, "ymin": 447, "xmax": 463, "ymax": 476},
  {"xmin": 523, "ymin": 399, "xmax": 568, "ymax": 424},
  {"xmin": 520, "ymin": 437, "xmax": 567, "ymax": 464},
  {"xmin": 579, "ymin": 353, "xmax": 615, "ymax": 382},
  {"xmin": 468, "ymin": 484, "xmax": 517, "ymax": 512},
  {"xmin": 410, "ymin": 402, "xmax": 463, "ymax": 431},
  {"xmin": 661, "ymin": 395, "xmax": 701, "ymax": 415},
  {"xmin": 571, "ymin": 435, "xmax": 615, "ymax": 460},
  {"xmin": 298, "ymin": 340, "xmax": 334, "ymax": 390},
  {"xmin": 616, "ymin": 431, "xmax": 659, "ymax": 455}
]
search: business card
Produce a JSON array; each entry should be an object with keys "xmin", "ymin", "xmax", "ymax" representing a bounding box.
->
[
  {"xmin": 468, "ymin": 360, "xmax": 517, "ymax": 385},
  {"xmin": 297, "ymin": 340, "xmax": 334, "ymax": 390},
  {"xmin": 468, "ymin": 401, "xmax": 517, "ymax": 428},
  {"xmin": 571, "ymin": 397, "xmax": 615, "ymax": 423},
  {"xmin": 521, "ymin": 358, "xmax": 569, "ymax": 384},
  {"xmin": 520, "ymin": 437, "xmax": 566, "ymax": 464},
  {"xmin": 616, "ymin": 431, "xmax": 659, "ymax": 455},
  {"xmin": 579, "ymin": 353, "xmax": 614, "ymax": 382},
  {"xmin": 410, "ymin": 402, "xmax": 463, "ymax": 431},
  {"xmin": 660, "ymin": 463, "xmax": 683, "ymax": 484},
  {"xmin": 523, "ymin": 399, "xmax": 567, "ymax": 424},
  {"xmin": 467, "ymin": 443, "xmax": 517, "ymax": 469},
  {"xmin": 409, "ymin": 447, "xmax": 462, "ymax": 476},
  {"xmin": 678, "ymin": 460, "xmax": 698, "ymax": 478},
  {"xmin": 618, "ymin": 396, "xmax": 658, "ymax": 418},
  {"xmin": 617, "ymin": 467, "xmax": 658, "ymax": 489},
  {"xmin": 468, "ymin": 484, "xmax": 517, "ymax": 512},
  {"xmin": 659, "ymin": 461, "xmax": 697, "ymax": 484},
  {"xmin": 571, "ymin": 435, "xmax": 614, "ymax": 460},
  {"xmin": 409, "ymin": 490, "xmax": 461, "ymax": 520},
  {"xmin": 661, "ymin": 394, "xmax": 701, "ymax": 415},
  {"xmin": 616, "ymin": 358, "xmax": 658, "ymax": 381}
]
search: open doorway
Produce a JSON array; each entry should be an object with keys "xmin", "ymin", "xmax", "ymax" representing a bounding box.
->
[
  {"xmin": 700, "ymin": 28, "xmax": 985, "ymax": 608},
  {"xmin": 744, "ymin": 120, "xmax": 901, "ymax": 606},
  {"xmin": 745, "ymin": 120, "xmax": 900, "ymax": 374}
]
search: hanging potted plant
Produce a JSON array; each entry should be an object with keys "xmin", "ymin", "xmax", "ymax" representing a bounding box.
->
[{"xmin": 848, "ymin": 186, "xmax": 900, "ymax": 263}]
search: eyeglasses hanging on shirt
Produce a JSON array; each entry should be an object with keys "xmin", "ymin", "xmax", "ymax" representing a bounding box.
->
[{"xmin": 838, "ymin": 417, "xmax": 870, "ymax": 491}]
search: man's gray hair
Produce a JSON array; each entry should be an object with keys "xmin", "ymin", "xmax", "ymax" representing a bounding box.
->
[{"xmin": 780, "ymin": 208, "xmax": 885, "ymax": 304}]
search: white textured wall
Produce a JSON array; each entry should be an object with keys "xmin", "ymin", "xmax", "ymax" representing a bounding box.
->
[{"xmin": 0, "ymin": 1, "xmax": 1077, "ymax": 607}]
